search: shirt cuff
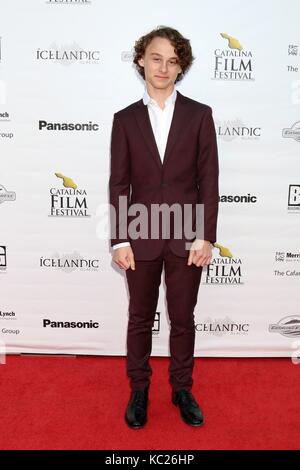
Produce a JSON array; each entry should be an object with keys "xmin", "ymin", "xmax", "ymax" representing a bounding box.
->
[{"xmin": 112, "ymin": 242, "xmax": 131, "ymax": 250}]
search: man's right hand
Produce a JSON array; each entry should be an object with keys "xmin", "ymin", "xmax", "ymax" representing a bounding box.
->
[{"xmin": 112, "ymin": 246, "xmax": 135, "ymax": 271}]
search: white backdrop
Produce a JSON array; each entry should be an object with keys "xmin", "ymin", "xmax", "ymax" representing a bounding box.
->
[{"xmin": 0, "ymin": 0, "xmax": 299, "ymax": 357}]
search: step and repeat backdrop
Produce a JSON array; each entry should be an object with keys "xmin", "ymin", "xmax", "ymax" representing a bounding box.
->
[{"xmin": 0, "ymin": 0, "xmax": 299, "ymax": 358}]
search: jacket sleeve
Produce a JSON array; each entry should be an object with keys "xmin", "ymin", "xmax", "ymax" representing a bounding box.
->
[
  {"xmin": 197, "ymin": 106, "xmax": 219, "ymax": 244},
  {"xmin": 109, "ymin": 113, "xmax": 131, "ymax": 248}
]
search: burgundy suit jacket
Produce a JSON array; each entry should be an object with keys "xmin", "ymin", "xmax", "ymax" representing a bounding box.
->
[{"xmin": 109, "ymin": 90, "xmax": 219, "ymax": 261}]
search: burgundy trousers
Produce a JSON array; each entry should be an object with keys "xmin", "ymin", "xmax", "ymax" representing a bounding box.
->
[{"xmin": 125, "ymin": 240, "xmax": 203, "ymax": 392}]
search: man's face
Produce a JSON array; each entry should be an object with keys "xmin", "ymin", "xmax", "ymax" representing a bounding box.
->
[{"xmin": 138, "ymin": 37, "xmax": 182, "ymax": 90}]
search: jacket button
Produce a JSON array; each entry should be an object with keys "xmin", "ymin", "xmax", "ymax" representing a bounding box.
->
[{"xmin": 161, "ymin": 182, "xmax": 168, "ymax": 188}]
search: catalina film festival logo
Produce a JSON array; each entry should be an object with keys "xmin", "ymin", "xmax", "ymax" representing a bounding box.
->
[
  {"xmin": 213, "ymin": 33, "xmax": 254, "ymax": 81},
  {"xmin": 203, "ymin": 243, "xmax": 243, "ymax": 285},
  {"xmin": 49, "ymin": 173, "xmax": 90, "ymax": 217}
]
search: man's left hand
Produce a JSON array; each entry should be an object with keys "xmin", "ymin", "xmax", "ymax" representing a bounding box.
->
[{"xmin": 187, "ymin": 240, "xmax": 213, "ymax": 267}]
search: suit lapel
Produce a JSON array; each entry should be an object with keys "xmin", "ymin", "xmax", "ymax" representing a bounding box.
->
[{"xmin": 133, "ymin": 90, "xmax": 189, "ymax": 170}]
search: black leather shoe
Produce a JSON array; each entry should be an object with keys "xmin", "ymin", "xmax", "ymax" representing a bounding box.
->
[
  {"xmin": 172, "ymin": 390, "xmax": 204, "ymax": 427},
  {"xmin": 125, "ymin": 387, "xmax": 149, "ymax": 429}
]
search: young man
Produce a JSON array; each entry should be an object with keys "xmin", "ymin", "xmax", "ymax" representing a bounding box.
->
[{"xmin": 109, "ymin": 26, "xmax": 219, "ymax": 428}]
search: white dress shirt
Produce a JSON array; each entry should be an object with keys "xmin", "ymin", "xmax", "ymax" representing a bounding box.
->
[
  {"xmin": 143, "ymin": 86, "xmax": 177, "ymax": 162},
  {"xmin": 113, "ymin": 87, "xmax": 177, "ymax": 250}
]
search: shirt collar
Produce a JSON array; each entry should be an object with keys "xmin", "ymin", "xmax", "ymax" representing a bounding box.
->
[{"xmin": 142, "ymin": 87, "xmax": 177, "ymax": 107}]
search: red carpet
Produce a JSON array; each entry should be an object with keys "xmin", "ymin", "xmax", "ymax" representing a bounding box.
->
[{"xmin": 0, "ymin": 356, "xmax": 299, "ymax": 450}]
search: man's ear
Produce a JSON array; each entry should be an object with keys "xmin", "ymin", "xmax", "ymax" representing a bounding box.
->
[{"xmin": 138, "ymin": 57, "xmax": 144, "ymax": 67}]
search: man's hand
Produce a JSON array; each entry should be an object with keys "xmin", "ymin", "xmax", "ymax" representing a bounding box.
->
[
  {"xmin": 187, "ymin": 240, "xmax": 213, "ymax": 267},
  {"xmin": 112, "ymin": 246, "xmax": 135, "ymax": 271}
]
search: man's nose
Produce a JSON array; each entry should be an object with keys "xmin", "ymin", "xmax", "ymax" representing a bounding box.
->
[{"xmin": 159, "ymin": 61, "xmax": 168, "ymax": 73}]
